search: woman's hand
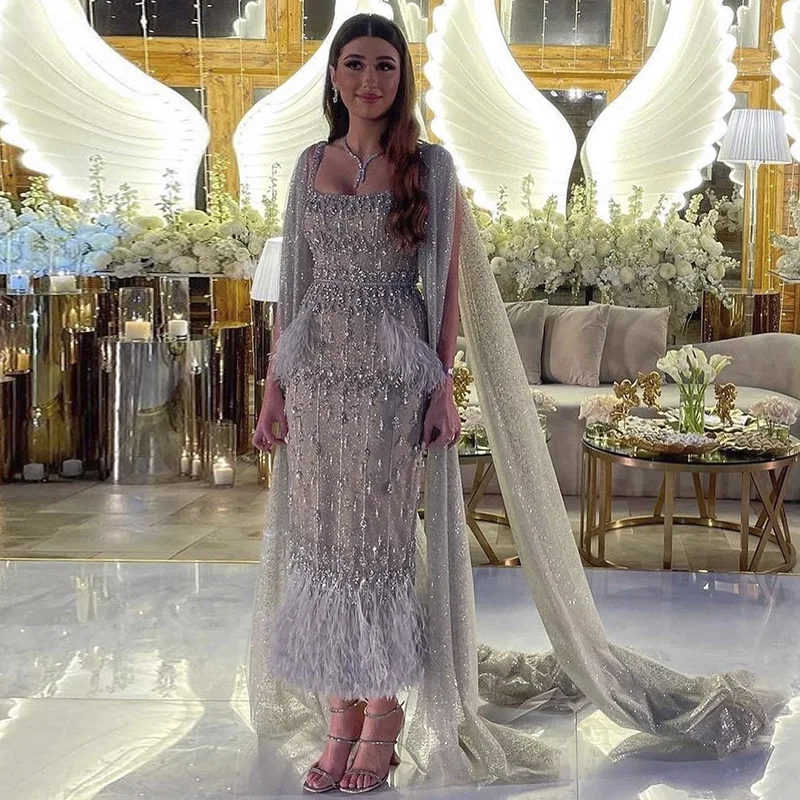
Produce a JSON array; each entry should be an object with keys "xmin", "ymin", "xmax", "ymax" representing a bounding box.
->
[
  {"xmin": 253, "ymin": 380, "xmax": 288, "ymax": 452},
  {"xmin": 422, "ymin": 377, "xmax": 461, "ymax": 449}
]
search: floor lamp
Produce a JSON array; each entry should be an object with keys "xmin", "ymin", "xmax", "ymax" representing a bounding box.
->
[
  {"xmin": 250, "ymin": 236, "xmax": 283, "ymax": 486},
  {"xmin": 718, "ymin": 109, "xmax": 792, "ymax": 335}
]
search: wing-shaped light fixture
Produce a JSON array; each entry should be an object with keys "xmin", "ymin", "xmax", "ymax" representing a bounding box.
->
[
  {"xmin": 772, "ymin": 0, "xmax": 800, "ymax": 162},
  {"xmin": 584, "ymin": 0, "xmax": 736, "ymax": 216},
  {"xmin": 424, "ymin": 0, "xmax": 576, "ymax": 215},
  {"xmin": 0, "ymin": 0, "xmax": 210, "ymax": 212}
]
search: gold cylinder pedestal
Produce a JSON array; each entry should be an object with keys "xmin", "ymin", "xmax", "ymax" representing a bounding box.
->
[{"xmin": 702, "ymin": 290, "xmax": 782, "ymax": 342}]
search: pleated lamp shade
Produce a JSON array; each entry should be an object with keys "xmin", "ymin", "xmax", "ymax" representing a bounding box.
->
[
  {"xmin": 251, "ymin": 237, "xmax": 283, "ymax": 302},
  {"xmin": 718, "ymin": 109, "xmax": 793, "ymax": 164}
]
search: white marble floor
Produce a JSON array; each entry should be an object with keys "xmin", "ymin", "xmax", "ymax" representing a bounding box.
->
[{"xmin": 0, "ymin": 560, "xmax": 797, "ymax": 799}]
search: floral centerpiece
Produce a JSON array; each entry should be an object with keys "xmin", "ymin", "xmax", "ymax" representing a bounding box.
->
[
  {"xmin": 656, "ymin": 345, "xmax": 732, "ymax": 434},
  {"xmin": 1, "ymin": 159, "xmax": 139, "ymax": 276},
  {"xmin": 0, "ymin": 156, "xmax": 281, "ymax": 279},
  {"xmin": 770, "ymin": 196, "xmax": 800, "ymax": 280},
  {"xmin": 748, "ymin": 396, "xmax": 798, "ymax": 439},
  {"xmin": 472, "ymin": 181, "xmax": 734, "ymax": 337},
  {"xmin": 106, "ymin": 158, "xmax": 280, "ymax": 277}
]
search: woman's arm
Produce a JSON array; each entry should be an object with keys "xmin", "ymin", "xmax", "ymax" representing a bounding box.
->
[
  {"xmin": 436, "ymin": 190, "xmax": 462, "ymax": 373},
  {"xmin": 423, "ymin": 189, "xmax": 463, "ymax": 448}
]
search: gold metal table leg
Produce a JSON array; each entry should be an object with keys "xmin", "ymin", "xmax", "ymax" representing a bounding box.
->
[
  {"xmin": 740, "ymin": 471, "xmax": 751, "ymax": 571},
  {"xmin": 663, "ymin": 471, "xmax": 675, "ymax": 570}
]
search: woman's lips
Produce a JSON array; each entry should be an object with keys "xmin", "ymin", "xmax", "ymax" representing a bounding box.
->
[{"xmin": 357, "ymin": 94, "xmax": 381, "ymax": 103}]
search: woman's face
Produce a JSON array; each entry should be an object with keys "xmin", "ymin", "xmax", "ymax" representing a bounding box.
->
[{"xmin": 330, "ymin": 36, "xmax": 402, "ymax": 122}]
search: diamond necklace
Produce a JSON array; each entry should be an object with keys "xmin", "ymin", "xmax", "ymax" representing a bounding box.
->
[{"xmin": 343, "ymin": 138, "xmax": 383, "ymax": 189}]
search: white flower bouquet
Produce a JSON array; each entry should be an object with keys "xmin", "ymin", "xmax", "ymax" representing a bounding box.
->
[
  {"xmin": 748, "ymin": 396, "xmax": 798, "ymax": 435},
  {"xmin": 1, "ymin": 157, "xmax": 139, "ymax": 276},
  {"xmin": 579, "ymin": 393, "xmax": 620, "ymax": 428},
  {"xmin": 770, "ymin": 196, "xmax": 800, "ymax": 280},
  {"xmin": 472, "ymin": 182, "xmax": 735, "ymax": 333},
  {"xmin": 107, "ymin": 157, "xmax": 281, "ymax": 278},
  {"xmin": 0, "ymin": 156, "xmax": 281, "ymax": 280}
]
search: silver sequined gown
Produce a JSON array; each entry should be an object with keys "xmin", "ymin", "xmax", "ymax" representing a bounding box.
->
[{"xmin": 268, "ymin": 143, "xmax": 444, "ymax": 698}]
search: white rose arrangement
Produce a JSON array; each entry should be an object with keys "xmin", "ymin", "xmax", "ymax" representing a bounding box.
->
[
  {"xmin": 770, "ymin": 196, "xmax": 800, "ymax": 280},
  {"xmin": 579, "ymin": 394, "xmax": 620, "ymax": 428},
  {"xmin": 748, "ymin": 396, "xmax": 798, "ymax": 430},
  {"xmin": 1, "ymin": 156, "xmax": 138, "ymax": 276},
  {"xmin": 472, "ymin": 182, "xmax": 734, "ymax": 334},
  {"xmin": 0, "ymin": 156, "xmax": 281, "ymax": 280}
]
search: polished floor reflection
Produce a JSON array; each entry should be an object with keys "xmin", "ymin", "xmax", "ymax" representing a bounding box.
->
[{"xmin": 0, "ymin": 561, "xmax": 797, "ymax": 798}]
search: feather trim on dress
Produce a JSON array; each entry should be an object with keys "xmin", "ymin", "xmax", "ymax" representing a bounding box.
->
[
  {"xmin": 270, "ymin": 307, "xmax": 316, "ymax": 386},
  {"xmin": 268, "ymin": 567, "xmax": 426, "ymax": 698},
  {"xmin": 379, "ymin": 309, "xmax": 443, "ymax": 394}
]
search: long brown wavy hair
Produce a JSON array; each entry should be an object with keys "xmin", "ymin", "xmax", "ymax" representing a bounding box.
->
[{"xmin": 324, "ymin": 14, "xmax": 427, "ymax": 249}]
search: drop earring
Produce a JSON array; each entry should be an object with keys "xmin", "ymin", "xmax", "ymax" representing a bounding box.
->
[{"xmin": 332, "ymin": 87, "xmax": 339, "ymax": 104}]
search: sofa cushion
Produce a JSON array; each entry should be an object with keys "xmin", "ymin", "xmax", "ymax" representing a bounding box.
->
[
  {"xmin": 504, "ymin": 300, "xmax": 548, "ymax": 384},
  {"xmin": 592, "ymin": 304, "xmax": 670, "ymax": 384},
  {"xmin": 542, "ymin": 304, "xmax": 611, "ymax": 387}
]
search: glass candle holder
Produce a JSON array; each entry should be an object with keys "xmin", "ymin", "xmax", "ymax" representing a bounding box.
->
[
  {"xmin": 161, "ymin": 276, "xmax": 190, "ymax": 339},
  {"xmin": 119, "ymin": 287, "xmax": 154, "ymax": 341},
  {"xmin": 7, "ymin": 271, "xmax": 31, "ymax": 294},
  {"xmin": 209, "ymin": 420, "xmax": 236, "ymax": 487},
  {"xmin": 46, "ymin": 273, "xmax": 78, "ymax": 294}
]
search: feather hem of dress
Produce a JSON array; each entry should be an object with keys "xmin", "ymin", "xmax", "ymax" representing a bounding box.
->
[{"xmin": 268, "ymin": 568, "xmax": 427, "ymax": 698}]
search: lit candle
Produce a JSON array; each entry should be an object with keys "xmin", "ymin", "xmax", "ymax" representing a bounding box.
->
[
  {"xmin": 61, "ymin": 459, "xmax": 84, "ymax": 477},
  {"xmin": 23, "ymin": 462, "xmax": 46, "ymax": 481},
  {"xmin": 167, "ymin": 318, "xmax": 189, "ymax": 338},
  {"xmin": 191, "ymin": 455, "xmax": 202, "ymax": 478},
  {"xmin": 16, "ymin": 350, "xmax": 30, "ymax": 371},
  {"xmin": 212, "ymin": 459, "xmax": 235, "ymax": 486},
  {"xmin": 66, "ymin": 307, "xmax": 80, "ymax": 330},
  {"xmin": 180, "ymin": 451, "xmax": 190, "ymax": 476},
  {"xmin": 49, "ymin": 275, "xmax": 77, "ymax": 294},
  {"xmin": 8, "ymin": 272, "xmax": 30, "ymax": 294},
  {"xmin": 124, "ymin": 319, "xmax": 152, "ymax": 341}
]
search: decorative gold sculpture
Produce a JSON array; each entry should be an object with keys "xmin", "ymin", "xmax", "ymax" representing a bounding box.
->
[
  {"xmin": 713, "ymin": 382, "xmax": 738, "ymax": 426},
  {"xmin": 637, "ymin": 371, "xmax": 663, "ymax": 409}
]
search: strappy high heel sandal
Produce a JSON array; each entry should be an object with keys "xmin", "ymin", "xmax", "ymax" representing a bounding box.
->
[
  {"xmin": 302, "ymin": 700, "xmax": 366, "ymax": 794},
  {"xmin": 339, "ymin": 703, "xmax": 404, "ymax": 795}
]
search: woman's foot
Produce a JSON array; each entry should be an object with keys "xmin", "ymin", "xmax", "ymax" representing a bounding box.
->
[
  {"xmin": 303, "ymin": 699, "xmax": 366, "ymax": 793},
  {"xmin": 339, "ymin": 700, "xmax": 403, "ymax": 793}
]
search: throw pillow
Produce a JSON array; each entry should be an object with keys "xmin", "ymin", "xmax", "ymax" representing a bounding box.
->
[
  {"xmin": 504, "ymin": 300, "xmax": 549, "ymax": 384},
  {"xmin": 592, "ymin": 304, "xmax": 670, "ymax": 384},
  {"xmin": 542, "ymin": 304, "xmax": 611, "ymax": 387}
]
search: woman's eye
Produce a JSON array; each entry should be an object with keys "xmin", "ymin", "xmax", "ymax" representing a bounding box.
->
[
  {"xmin": 344, "ymin": 61, "xmax": 362, "ymax": 70},
  {"xmin": 378, "ymin": 63, "xmax": 396, "ymax": 71}
]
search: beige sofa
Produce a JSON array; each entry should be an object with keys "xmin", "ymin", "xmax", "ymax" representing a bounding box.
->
[{"xmin": 460, "ymin": 301, "xmax": 800, "ymax": 500}]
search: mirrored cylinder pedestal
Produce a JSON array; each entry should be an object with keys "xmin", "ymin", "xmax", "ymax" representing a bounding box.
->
[{"xmin": 103, "ymin": 337, "xmax": 212, "ymax": 484}]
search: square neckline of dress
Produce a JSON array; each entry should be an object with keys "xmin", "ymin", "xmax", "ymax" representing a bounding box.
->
[{"xmin": 309, "ymin": 141, "xmax": 393, "ymax": 200}]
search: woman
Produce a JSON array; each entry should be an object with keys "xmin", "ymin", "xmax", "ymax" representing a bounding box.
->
[
  {"xmin": 250, "ymin": 12, "xmax": 773, "ymax": 796},
  {"xmin": 252, "ymin": 14, "xmax": 461, "ymax": 794}
]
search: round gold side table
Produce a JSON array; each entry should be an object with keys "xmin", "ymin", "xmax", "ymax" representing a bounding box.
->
[{"xmin": 580, "ymin": 435, "xmax": 799, "ymax": 573}]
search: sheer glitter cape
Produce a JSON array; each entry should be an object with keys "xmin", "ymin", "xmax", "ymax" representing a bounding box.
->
[{"xmin": 247, "ymin": 144, "xmax": 773, "ymax": 787}]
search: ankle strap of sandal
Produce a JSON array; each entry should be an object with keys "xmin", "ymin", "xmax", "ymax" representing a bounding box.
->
[
  {"xmin": 329, "ymin": 700, "xmax": 364, "ymax": 713},
  {"xmin": 364, "ymin": 703, "xmax": 403, "ymax": 719}
]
